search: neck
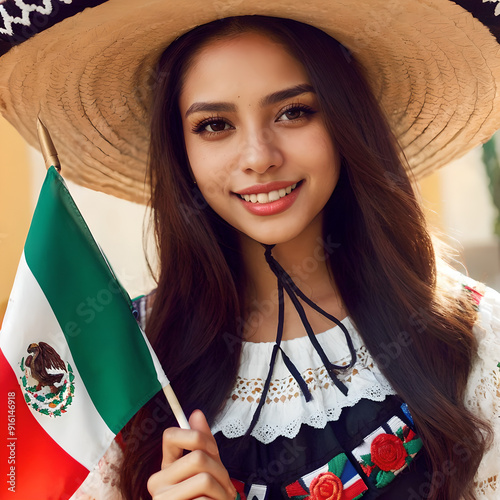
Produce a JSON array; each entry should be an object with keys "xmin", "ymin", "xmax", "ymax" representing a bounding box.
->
[{"xmin": 240, "ymin": 215, "xmax": 345, "ymax": 341}]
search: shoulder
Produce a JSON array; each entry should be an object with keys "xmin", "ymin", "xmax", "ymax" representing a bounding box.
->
[
  {"xmin": 446, "ymin": 271, "xmax": 500, "ymax": 498},
  {"xmin": 439, "ymin": 268, "xmax": 500, "ymax": 408}
]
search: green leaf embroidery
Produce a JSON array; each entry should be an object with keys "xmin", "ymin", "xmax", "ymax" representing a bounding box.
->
[
  {"xmin": 328, "ymin": 452, "xmax": 348, "ymax": 477},
  {"xmin": 361, "ymin": 453, "xmax": 374, "ymax": 467},
  {"xmin": 375, "ymin": 470, "xmax": 396, "ymax": 489},
  {"xmin": 353, "ymin": 493, "xmax": 366, "ymax": 500},
  {"xmin": 20, "ymin": 357, "xmax": 24, "ymax": 371},
  {"xmin": 403, "ymin": 437, "xmax": 423, "ymax": 456},
  {"xmin": 395, "ymin": 427, "xmax": 404, "ymax": 440}
]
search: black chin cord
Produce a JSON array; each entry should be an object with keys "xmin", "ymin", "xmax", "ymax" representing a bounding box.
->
[{"xmin": 246, "ymin": 244, "xmax": 357, "ymax": 436}]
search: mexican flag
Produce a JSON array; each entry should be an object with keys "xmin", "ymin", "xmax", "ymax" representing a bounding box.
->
[{"xmin": 0, "ymin": 166, "xmax": 169, "ymax": 499}]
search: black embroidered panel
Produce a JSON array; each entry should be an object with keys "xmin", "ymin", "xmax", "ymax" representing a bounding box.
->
[
  {"xmin": 453, "ymin": 0, "xmax": 500, "ymax": 43},
  {"xmin": 0, "ymin": 0, "xmax": 109, "ymax": 56}
]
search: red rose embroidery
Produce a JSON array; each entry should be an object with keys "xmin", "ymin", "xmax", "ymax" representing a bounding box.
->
[
  {"xmin": 370, "ymin": 434, "xmax": 408, "ymax": 471},
  {"xmin": 308, "ymin": 471, "xmax": 343, "ymax": 500}
]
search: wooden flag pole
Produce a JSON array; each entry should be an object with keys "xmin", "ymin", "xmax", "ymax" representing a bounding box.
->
[
  {"xmin": 37, "ymin": 117, "xmax": 61, "ymax": 172},
  {"xmin": 163, "ymin": 384, "xmax": 191, "ymax": 429}
]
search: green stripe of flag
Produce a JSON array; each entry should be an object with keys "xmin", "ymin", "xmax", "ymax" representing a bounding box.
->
[{"xmin": 24, "ymin": 166, "xmax": 162, "ymax": 434}]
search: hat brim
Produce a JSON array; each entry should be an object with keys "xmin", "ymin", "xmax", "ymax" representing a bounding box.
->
[{"xmin": 1, "ymin": 0, "xmax": 500, "ymax": 204}]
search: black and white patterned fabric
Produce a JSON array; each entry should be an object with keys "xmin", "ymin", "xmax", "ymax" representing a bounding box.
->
[
  {"xmin": 454, "ymin": 0, "xmax": 500, "ymax": 42},
  {"xmin": 0, "ymin": 0, "xmax": 108, "ymax": 55}
]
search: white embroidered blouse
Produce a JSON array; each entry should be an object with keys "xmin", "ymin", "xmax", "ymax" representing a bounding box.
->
[{"xmin": 71, "ymin": 272, "xmax": 500, "ymax": 499}]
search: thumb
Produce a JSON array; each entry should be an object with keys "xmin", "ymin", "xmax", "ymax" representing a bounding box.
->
[{"xmin": 189, "ymin": 409, "xmax": 220, "ymax": 458}]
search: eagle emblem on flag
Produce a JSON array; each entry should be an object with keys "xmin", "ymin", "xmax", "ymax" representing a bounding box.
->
[{"xmin": 19, "ymin": 342, "xmax": 75, "ymax": 417}]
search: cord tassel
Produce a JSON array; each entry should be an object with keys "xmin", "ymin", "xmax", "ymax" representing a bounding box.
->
[
  {"xmin": 247, "ymin": 282, "xmax": 290, "ymax": 435},
  {"xmin": 246, "ymin": 343, "xmax": 280, "ymax": 435},
  {"xmin": 279, "ymin": 346, "xmax": 312, "ymax": 402}
]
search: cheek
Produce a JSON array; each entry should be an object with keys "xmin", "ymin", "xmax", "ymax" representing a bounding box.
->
[
  {"xmin": 187, "ymin": 149, "xmax": 233, "ymax": 206},
  {"xmin": 301, "ymin": 129, "xmax": 340, "ymax": 187}
]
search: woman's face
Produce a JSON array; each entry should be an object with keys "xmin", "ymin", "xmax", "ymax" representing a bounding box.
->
[{"xmin": 179, "ymin": 32, "xmax": 340, "ymax": 245}]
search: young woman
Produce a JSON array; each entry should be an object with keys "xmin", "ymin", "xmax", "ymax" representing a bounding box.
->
[
  {"xmin": 121, "ymin": 16, "xmax": 498, "ymax": 500},
  {"xmin": 1, "ymin": 2, "xmax": 500, "ymax": 500}
]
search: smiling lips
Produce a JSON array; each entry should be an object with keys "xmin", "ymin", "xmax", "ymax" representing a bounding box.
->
[
  {"xmin": 238, "ymin": 183, "xmax": 298, "ymax": 203},
  {"xmin": 234, "ymin": 181, "xmax": 302, "ymax": 216}
]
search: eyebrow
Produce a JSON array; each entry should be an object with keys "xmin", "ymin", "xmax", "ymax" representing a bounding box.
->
[
  {"xmin": 184, "ymin": 101, "xmax": 236, "ymax": 118},
  {"xmin": 259, "ymin": 83, "xmax": 315, "ymax": 107},
  {"xmin": 184, "ymin": 83, "xmax": 315, "ymax": 118}
]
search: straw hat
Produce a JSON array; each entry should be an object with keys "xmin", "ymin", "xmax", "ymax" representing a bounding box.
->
[{"xmin": 1, "ymin": 0, "xmax": 500, "ymax": 204}]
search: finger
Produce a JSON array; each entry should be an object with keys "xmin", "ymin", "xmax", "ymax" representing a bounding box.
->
[
  {"xmin": 161, "ymin": 428, "xmax": 219, "ymax": 468},
  {"xmin": 155, "ymin": 450, "xmax": 228, "ymax": 490},
  {"xmin": 161, "ymin": 411, "xmax": 219, "ymax": 468},
  {"xmin": 187, "ymin": 410, "xmax": 235, "ymax": 497},
  {"xmin": 149, "ymin": 471, "xmax": 228, "ymax": 500},
  {"xmin": 189, "ymin": 410, "xmax": 221, "ymax": 460}
]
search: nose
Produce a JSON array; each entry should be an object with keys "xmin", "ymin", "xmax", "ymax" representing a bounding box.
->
[{"xmin": 238, "ymin": 128, "xmax": 284, "ymax": 174}]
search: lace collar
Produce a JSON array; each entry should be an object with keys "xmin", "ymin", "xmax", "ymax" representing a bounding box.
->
[{"xmin": 211, "ymin": 317, "xmax": 396, "ymax": 444}]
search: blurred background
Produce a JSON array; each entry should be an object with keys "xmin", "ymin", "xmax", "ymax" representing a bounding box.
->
[{"xmin": 1, "ymin": 114, "xmax": 499, "ymax": 323}]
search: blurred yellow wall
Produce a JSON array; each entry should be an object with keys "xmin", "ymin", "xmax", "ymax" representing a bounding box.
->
[
  {"xmin": 419, "ymin": 170, "xmax": 444, "ymax": 233},
  {"xmin": 0, "ymin": 117, "xmax": 32, "ymax": 323}
]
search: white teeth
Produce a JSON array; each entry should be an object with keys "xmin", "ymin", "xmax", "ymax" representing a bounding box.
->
[
  {"xmin": 240, "ymin": 182, "xmax": 299, "ymax": 203},
  {"xmin": 268, "ymin": 190, "xmax": 280, "ymax": 202}
]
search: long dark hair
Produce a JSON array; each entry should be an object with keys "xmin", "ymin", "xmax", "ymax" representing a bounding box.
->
[{"xmin": 120, "ymin": 16, "xmax": 491, "ymax": 499}]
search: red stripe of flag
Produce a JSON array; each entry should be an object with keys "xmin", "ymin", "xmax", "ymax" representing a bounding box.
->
[
  {"xmin": 343, "ymin": 479, "xmax": 368, "ymax": 499},
  {"xmin": 0, "ymin": 348, "xmax": 89, "ymax": 499}
]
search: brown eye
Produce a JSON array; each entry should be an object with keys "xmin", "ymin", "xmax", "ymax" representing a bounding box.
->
[
  {"xmin": 206, "ymin": 120, "xmax": 229, "ymax": 132},
  {"xmin": 277, "ymin": 104, "xmax": 315, "ymax": 122},
  {"xmin": 192, "ymin": 117, "xmax": 233, "ymax": 135},
  {"xmin": 283, "ymin": 109, "xmax": 302, "ymax": 120}
]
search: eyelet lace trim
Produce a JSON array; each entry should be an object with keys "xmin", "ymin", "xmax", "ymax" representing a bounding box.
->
[
  {"xmin": 211, "ymin": 320, "xmax": 397, "ymax": 444},
  {"xmin": 230, "ymin": 345, "xmax": 377, "ymax": 405},
  {"xmin": 474, "ymin": 475, "xmax": 498, "ymax": 496},
  {"xmin": 463, "ymin": 283, "xmax": 500, "ymax": 498}
]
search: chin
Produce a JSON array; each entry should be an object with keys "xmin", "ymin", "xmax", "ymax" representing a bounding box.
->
[{"xmin": 244, "ymin": 228, "xmax": 305, "ymax": 247}]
